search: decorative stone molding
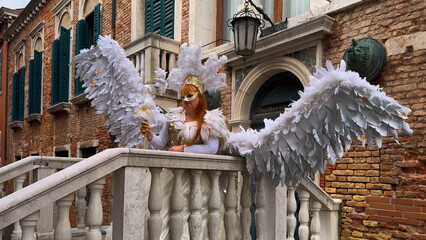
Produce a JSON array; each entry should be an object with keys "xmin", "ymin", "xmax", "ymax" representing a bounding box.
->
[
  {"xmin": 8, "ymin": 121, "xmax": 24, "ymax": 130},
  {"xmin": 47, "ymin": 102, "xmax": 72, "ymax": 116},
  {"xmin": 53, "ymin": 0, "xmax": 72, "ymax": 39},
  {"xmin": 230, "ymin": 57, "xmax": 311, "ymax": 131},
  {"xmin": 24, "ymin": 114, "xmax": 42, "ymax": 124},
  {"xmin": 29, "ymin": 22, "xmax": 45, "ymax": 56},
  {"xmin": 70, "ymin": 93, "xmax": 89, "ymax": 106}
]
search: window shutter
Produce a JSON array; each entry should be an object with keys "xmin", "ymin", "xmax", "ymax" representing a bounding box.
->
[
  {"xmin": 75, "ymin": 20, "xmax": 90, "ymax": 96},
  {"xmin": 12, "ymin": 72, "xmax": 20, "ymax": 121},
  {"xmin": 59, "ymin": 27, "xmax": 70, "ymax": 103},
  {"xmin": 18, "ymin": 67, "xmax": 25, "ymax": 120},
  {"xmin": 34, "ymin": 50, "xmax": 42, "ymax": 113},
  {"xmin": 51, "ymin": 39, "xmax": 61, "ymax": 105},
  {"xmin": 76, "ymin": 20, "xmax": 90, "ymax": 54},
  {"xmin": 28, "ymin": 59, "xmax": 35, "ymax": 115},
  {"xmin": 94, "ymin": 3, "xmax": 101, "ymax": 47},
  {"xmin": 163, "ymin": 0, "xmax": 174, "ymax": 39},
  {"xmin": 145, "ymin": 0, "xmax": 174, "ymax": 39}
]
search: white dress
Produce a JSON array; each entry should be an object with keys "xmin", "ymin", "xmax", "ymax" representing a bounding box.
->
[{"xmin": 145, "ymin": 107, "xmax": 232, "ymax": 240}]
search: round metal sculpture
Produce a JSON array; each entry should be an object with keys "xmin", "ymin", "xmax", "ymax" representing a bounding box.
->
[{"xmin": 342, "ymin": 38, "xmax": 386, "ymax": 82}]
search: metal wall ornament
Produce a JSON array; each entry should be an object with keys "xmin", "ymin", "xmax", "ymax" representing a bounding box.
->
[
  {"xmin": 342, "ymin": 38, "xmax": 386, "ymax": 82},
  {"xmin": 228, "ymin": 0, "xmax": 263, "ymax": 56}
]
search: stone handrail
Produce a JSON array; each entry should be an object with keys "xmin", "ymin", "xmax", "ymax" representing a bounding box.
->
[
  {"xmin": 0, "ymin": 156, "xmax": 82, "ymax": 185},
  {"xmin": 0, "ymin": 148, "xmax": 341, "ymax": 240},
  {"xmin": 0, "ymin": 148, "xmax": 245, "ymax": 230}
]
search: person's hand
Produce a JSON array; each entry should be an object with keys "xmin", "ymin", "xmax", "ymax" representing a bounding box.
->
[
  {"xmin": 169, "ymin": 145, "xmax": 185, "ymax": 152},
  {"xmin": 140, "ymin": 121, "xmax": 153, "ymax": 141}
]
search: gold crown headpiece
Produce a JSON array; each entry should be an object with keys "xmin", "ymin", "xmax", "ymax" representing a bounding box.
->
[{"xmin": 184, "ymin": 75, "xmax": 204, "ymax": 93}]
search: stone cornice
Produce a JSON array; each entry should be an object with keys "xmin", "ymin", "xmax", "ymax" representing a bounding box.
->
[
  {"xmin": 2, "ymin": 0, "xmax": 47, "ymax": 41},
  {"xmin": 214, "ymin": 15, "xmax": 334, "ymax": 67},
  {"xmin": 0, "ymin": 7, "xmax": 20, "ymax": 22}
]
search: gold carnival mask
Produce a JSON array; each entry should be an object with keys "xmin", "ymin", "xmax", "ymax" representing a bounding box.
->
[{"xmin": 181, "ymin": 92, "xmax": 199, "ymax": 102}]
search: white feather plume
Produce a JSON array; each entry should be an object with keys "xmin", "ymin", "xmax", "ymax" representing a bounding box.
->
[{"xmin": 157, "ymin": 43, "xmax": 227, "ymax": 95}]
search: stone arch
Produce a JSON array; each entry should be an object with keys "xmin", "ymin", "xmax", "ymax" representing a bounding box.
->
[
  {"xmin": 231, "ymin": 56, "xmax": 311, "ymax": 130},
  {"xmin": 58, "ymin": 10, "xmax": 71, "ymax": 35},
  {"xmin": 33, "ymin": 34, "xmax": 43, "ymax": 52},
  {"xmin": 81, "ymin": 0, "xmax": 100, "ymax": 18}
]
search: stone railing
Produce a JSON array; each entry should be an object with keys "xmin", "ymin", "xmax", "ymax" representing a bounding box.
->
[
  {"xmin": 124, "ymin": 33, "xmax": 180, "ymax": 85},
  {"xmin": 0, "ymin": 149, "xmax": 341, "ymax": 240},
  {"xmin": 124, "ymin": 33, "xmax": 180, "ymax": 110}
]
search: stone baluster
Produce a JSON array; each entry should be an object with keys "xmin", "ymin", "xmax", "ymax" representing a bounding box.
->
[
  {"xmin": 225, "ymin": 171, "xmax": 238, "ymax": 240},
  {"xmin": 168, "ymin": 53, "xmax": 176, "ymax": 72},
  {"xmin": 189, "ymin": 170, "xmax": 202, "ymax": 240},
  {"xmin": 135, "ymin": 53, "xmax": 141, "ymax": 76},
  {"xmin": 20, "ymin": 211, "xmax": 40, "ymax": 240},
  {"xmin": 140, "ymin": 51, "xmax": 145, "ymax": 78},
  {"xmin": 105, "ymin": 176, "xmax": 114, "ymax": 240},
  {"xmin": 54, "ymin": 193, "xmax": 74, "ymax": 240},
  {"xmin": 86, "ymin": 177, "xmax": 106, "ymax": 240},
  {"xmin": 240, "ymin": 172, "xmax": 251, "ymax": 240},
  {"xmin": 149, "ymin": 168, "xmax": 162, "ymax": 240},
  {"xmin": 298, "ymin": 190, "xmax": 310, "ymax": 240},
  {"xmin": 170, "ymin": 169, "xmax": 184, "ymax": 240},
  {"xmin": 287, "ymin": 183, "xmax": 297, "ymax": 240},
  {"xmin": 161, "ymin": 50, "xmax": 167, "ymax": 70},
  {"xmin": 255, "ymin": 175, "xmax": 266, "ymax": 240},
  {"xmin": 11, "ymin": 174, "xmax": 26, "ymax": 240},
  {"xmin": 76, "ymin": 186, "xmax": 87, "ymax": 229},
  {"xmin": 208, "ymin": 171, "xmax": 221, "ymax": 240},
  {"xmin": 130, "ymin": 55, "xmax": 136, "ymax": 66},
  {"xmin": 310, "ymin": 200, "xmax": 321, "ymax": 240}
]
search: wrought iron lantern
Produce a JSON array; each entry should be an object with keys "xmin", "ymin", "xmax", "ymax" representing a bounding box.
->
[{"xmin": 228, "ymin": 0, "xmax": 263, "ymax": 56}]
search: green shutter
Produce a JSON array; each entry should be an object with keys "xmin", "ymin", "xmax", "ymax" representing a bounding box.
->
[
  {"xmin": 28, "ymin": 59, "xmax": 35, "ymax": 115},
  {"xmin": 145, "ymin": 0, "xmax": 174, "ymax": 39},
  {"xmin": 12, "ymin": 72, "xmax": 20, "ymax": 121},
  {"xmin": 34, "ymin": 51, "xmax": 42, "ymax": 113},
  {"xmin": 75, "ymin": 20, "xmax": 90, "ymax": 96},
  {"xmin": 94, "ymin": 3, "xmax": 101, "ymax": 47},
  {"xmin": 52, "ymin": 39, "xmax": 61, "ymax": 105},
  {"xmin": 59, "ymin": 27, "xmax": 70, "ymax": 103},
  {"xmin": 76, "ymin": 20, "xmax": 90, "ymax": 54},
  {"xmin": 163, "ymin": 0, "xmax": 174, "ymax": 39},
  {"xmin": 18, "ymin": 67, "xmax": 25, "ymax": 120}
]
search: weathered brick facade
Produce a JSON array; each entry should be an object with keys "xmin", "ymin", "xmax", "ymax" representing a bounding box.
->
[{"xmin": 321, "ymin": 0, "xmax": 426, "ymax": 238}]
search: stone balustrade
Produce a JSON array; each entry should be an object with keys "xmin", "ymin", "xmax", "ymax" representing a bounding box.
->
[
  {"xmin": 0, "ymin": 149, "xmax": 341, "ymax": 240},
  {"xmin": 124, "ymin": 33, "xmax": 179, "ymax": 85}
]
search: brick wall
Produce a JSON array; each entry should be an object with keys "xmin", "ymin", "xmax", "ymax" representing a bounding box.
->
[
  {"xmin": 180, "ymin": 0, "xmax": 189, "ymax": 44},
  {"xmin": 322, "ymin": 0, "xmax": 425, "ymax": 239}
]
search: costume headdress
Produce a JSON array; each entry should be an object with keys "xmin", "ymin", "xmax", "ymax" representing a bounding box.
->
[{"xmin": 156, "ymin": 43, "xmax": 228, "ymax": 96}]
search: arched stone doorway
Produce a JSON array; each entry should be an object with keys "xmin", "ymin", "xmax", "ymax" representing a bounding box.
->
[
  {"xmin": 250, "ymin": 71, "xmax": 304, "ymax": 130},
  {"xmin": 230, "ymin": 56, "xmax": 311, "ymax": 131}
]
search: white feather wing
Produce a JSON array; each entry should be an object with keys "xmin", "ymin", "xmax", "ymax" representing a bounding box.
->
[
  {"xmin": 72, "ymin": 35, "xmax": 166, "ymax": 148},
  {"xmin": 229, "ymin": 60, "xmax": 412, "ymax": 186}
]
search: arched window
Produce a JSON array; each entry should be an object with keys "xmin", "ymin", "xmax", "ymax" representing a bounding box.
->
[{"xmin": 250, "ymin": 71, "xmax": 303, "ymax": 130}]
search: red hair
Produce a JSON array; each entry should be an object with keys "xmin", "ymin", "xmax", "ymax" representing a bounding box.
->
[{"xmin": 180, "ymin": 84, "xmax": 207, "ymax": 146}]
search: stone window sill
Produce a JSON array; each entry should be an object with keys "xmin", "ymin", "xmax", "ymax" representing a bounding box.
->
[
  {"xmin": 47, "ymin": 102, "xmax": 72, "ymax": 115},
  {"xmin": 25, "ymin": 113, "xmax": 42, "ymax": 124},
  {"xmin": 70, "ymin": 93, "xmax": 89, "ymax": 105},
  {"xmin": 9, "ymin": 121, "xmax": 24, "ymax": 130}
]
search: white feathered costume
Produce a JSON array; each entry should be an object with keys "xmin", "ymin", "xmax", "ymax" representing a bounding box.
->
[{"xmin": 73, "ymin": 36, "xmax": 412, "ymax": 239}]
